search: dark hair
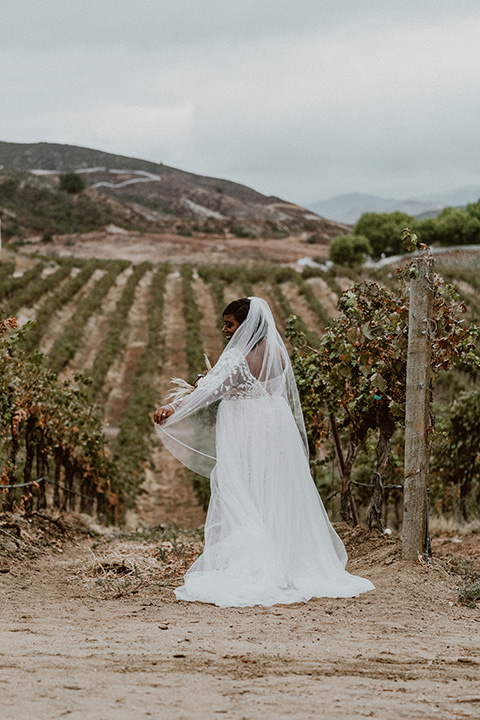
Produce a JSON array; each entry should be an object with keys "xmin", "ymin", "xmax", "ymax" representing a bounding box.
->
[{"xmin": 222, "ymin": 298, "xmax": 251, "ymax": 324}]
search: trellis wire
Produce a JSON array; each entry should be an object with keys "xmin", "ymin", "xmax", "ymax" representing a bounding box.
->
[{"xmin": 0, "ymin": 476, "xmax": 100, "ymax": 504}]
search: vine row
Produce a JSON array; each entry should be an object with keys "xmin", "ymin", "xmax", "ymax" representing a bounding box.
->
[
  {"xmin": 181, "ymin": 264, "xmax": 206, "ymax": 383},
  {"xmin": 4, "ymin": 259, "xmax": 76, "ymax": 316},
  {"xmin": 88, "ymin": 262, "xmax": 151, "ymax": 398},
  {"xmin": 20, "ymin": 260, "xmax": 102, "ymax": 353},
  {"xmin": 0, "ymin": 262, "xmax": 44, "ymax": 304},
  {"xmin": 113, "ymin": 264, "xmax": 169, "ymax": 505},
  {"xmin": 48, "ymin": 259, "xmax": 129, "ymax": 375}
]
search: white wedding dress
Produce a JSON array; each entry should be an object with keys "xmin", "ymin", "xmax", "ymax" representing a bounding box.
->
[{"xmin": 157, "ymin": 298, "xmax": 374, "ymax": 607}]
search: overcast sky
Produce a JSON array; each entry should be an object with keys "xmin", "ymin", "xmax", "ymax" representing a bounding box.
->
[{"xmin": 2, "ymin": 1, "xmax": 480, "ymax": 204}]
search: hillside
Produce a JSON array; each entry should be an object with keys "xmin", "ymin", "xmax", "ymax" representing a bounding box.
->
[{"xmin": 0, "ymin": 141, "xmax": 349, "ymax": 241}]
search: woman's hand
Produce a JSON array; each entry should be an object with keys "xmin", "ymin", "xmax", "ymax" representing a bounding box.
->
[
  {"xmin": 194, "ymin": 371, "xmax": 207, "ymax": 388},
  {"xmin": 154, "ymin": 404, "xmax": 175, "ymax": 424}
]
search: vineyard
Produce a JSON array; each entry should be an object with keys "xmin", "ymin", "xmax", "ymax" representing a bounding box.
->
[{"xmin": 1, "ymin": 249, "xmax": 479, "ymax": 528}]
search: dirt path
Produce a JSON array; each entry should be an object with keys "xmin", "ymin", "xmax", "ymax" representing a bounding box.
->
[
  {"xmin": 14, "ymin": 263, "xmax": 63, "ymax": 327},
  {"xmin": 1, "ymin": 526, "xmax": 478, "ymax": 720},
  {"xmin": 134, "ymin": 271, "xmax": 205, "ymax": 529},
  {"xmin": 336, "ymin": 275, "xmax": 356, "ymax": 293}
]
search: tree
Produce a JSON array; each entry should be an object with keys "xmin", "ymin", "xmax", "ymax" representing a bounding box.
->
[
  {"xmin": 329, "ymin": 234, "xmax": 372, "ymax": 267},
  {"xmin": 434, "ymin": 207, "xmax": 480, "ymax": 246},
  {"xmin": 413, "ymin": 204, "xmax": 480, "ymax": 247},
  {"xmin": 355, "ymin": 211, "xmax": 414, "ymax": 257},
  {"xmin": 59, "ymin": 171, "xmax": 85, "ymax": 194},
  {"xmin": 465, "ymin": 198, "xmax": 480, "ymax": 220},
  {"xmin": 411, "ymin": 217, "xmax": 438, "ymax": 247}
]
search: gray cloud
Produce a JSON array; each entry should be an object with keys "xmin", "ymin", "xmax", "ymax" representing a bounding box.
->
[{"xmin": 2, "ymin": 1, "xmax": 480, "ymax": 203}]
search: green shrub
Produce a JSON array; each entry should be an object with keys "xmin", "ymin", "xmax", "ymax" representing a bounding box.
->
[
  {"xmin": 329, "ymin": 234, "xmax": 372, "ymax": 267},
  {"xmin": 355, "ymin": 212, "xmax": 413, "ymax": 257},
  {"xmin": 59, "ymin": 172, "xmax": 86, "ymax": 194}
]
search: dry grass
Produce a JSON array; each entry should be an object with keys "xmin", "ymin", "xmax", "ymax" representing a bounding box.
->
[
  {"xmin": 75, "ymin": 525, "xmax": 204, "ymax": 598},
  {"xmin": 429, "ymin": 515, "xmax": 480, "ymax": 537}
]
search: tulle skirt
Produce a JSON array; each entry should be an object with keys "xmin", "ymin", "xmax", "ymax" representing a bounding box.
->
[{"xmin": 175, "ymin": 395, "xmax": 374, "ymax": 607}]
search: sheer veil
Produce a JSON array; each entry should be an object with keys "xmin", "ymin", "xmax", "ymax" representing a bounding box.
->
[{"xmin": 155, "ymin": 297, "xmax": 308, "ymax": 477}]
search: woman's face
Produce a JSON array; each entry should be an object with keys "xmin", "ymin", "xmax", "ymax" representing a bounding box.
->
[{"xmin": 222, "ymin": 314, "xmax": 240, "ymax": 340}]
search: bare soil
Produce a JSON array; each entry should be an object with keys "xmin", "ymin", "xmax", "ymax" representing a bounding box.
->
[
  {"xmin": 30, "ymin": 229, "xmax": 327, "ymax": 267},
  {"xmin": 1, "ymin": 514, "xmax": 479, "ymax": 720}
]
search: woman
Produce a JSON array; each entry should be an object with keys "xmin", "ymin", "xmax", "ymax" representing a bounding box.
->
[{"xmin": 154, "ymin": 297, "xmax": 374, "ymax": 607}]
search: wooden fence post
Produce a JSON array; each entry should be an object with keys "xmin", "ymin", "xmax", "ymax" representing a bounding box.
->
[{"xmin": 402, "ymin": 256, "xmax": 434, "ymax": 560}]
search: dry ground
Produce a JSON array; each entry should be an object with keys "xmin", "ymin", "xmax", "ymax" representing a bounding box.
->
[
  {"xmin": 27, "ymin": 229, "xmax": 328, "ymax": 266},
  {"xmin": 1, "ymin": 514, "xmax": 479, "ymax": 720}
]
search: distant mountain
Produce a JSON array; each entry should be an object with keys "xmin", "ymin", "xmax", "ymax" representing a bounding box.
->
[
  {"xmin": 307, "ymin": 189, "xmax": 480, "ymax": 225},
  {"xmin": 0, "ymin": 141, "xmax": 347, "ymax": 240}
]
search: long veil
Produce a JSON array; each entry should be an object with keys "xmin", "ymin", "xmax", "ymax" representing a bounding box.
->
[{"xmin": 155, "ymin": 297, "xmax": 308, "ymax": 477}]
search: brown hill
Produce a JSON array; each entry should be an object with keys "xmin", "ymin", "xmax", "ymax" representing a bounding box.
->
[{"xmin": 0, "ymin": 141, "xmax": 349, "ymax": 241}]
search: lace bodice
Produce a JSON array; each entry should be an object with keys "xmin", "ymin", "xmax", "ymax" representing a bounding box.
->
[
  {"xmin": 196, "ymin": 349, "xmax": 268, "ymax": 401},
  {"xmin": 223, "ymin": 357, "xmax": 268, "ymax": 401}
]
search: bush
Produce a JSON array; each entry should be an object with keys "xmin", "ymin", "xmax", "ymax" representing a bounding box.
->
[
  {"xmin": 230, "ymin": 223, "xmax": 250, "ymax": 238},
  {"xmin": 59, "ymin": 172, "xmax": 86, "ymax": 194},
  {"xmin": 3, "ymin": 220, "xmax": 22, "ymax": 239},
  {"xmin": 432, "ymin": 207, "xmax": 480, "ymax": 246},
  {"xmin": 329, "ymin": 234, "xmax": 372, "ymax": 267},
  {"xmin": 355, "ymin": 211, "xmax": 414, "ymax": 257}
]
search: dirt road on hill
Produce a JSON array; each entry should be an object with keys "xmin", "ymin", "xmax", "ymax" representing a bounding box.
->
[{"xmin": 1, "ymin": 519, "xmax": 479, "ymax": 720}]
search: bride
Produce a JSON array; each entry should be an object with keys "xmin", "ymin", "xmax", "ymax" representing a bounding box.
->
[{"xmin": 154, "ymin": 297, "xmax": 374, "ymax": 607}]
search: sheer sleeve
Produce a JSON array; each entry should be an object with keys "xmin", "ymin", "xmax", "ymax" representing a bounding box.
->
[{"xmin": 155, "ymin": 348, "xmax": 253, "ymax": 477}]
